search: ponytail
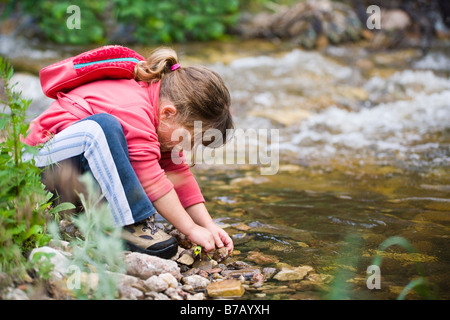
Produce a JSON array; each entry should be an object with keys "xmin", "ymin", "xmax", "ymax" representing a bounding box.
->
[
  {"xmin": 134, "ymin": 47, "xmax": 178, "ymax": 83},
  {"xmin": 135, "ymin": 46, "xmax": 233, "ymax": 148}
]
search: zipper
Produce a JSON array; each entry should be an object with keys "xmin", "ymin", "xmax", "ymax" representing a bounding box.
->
[{"xmin": 74, "ymin": 57, "xmax": 140, "ymax": 69}]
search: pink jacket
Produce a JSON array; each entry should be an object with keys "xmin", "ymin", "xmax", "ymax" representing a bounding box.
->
[{"xmin": 25, "ymin": 78, "xmax": 204, "ymax": 208}]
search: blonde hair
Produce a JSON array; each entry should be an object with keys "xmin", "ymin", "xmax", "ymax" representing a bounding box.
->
[{"xmin": 134, "ymin": 47, "xmax": 233, "ymax": 146}]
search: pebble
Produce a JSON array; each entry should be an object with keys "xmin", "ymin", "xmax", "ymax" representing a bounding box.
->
[
  {"xmin": 125, "ymin": 252, "xmax": 182, "ymax": 281},
  {"xmin": 182, "ymin": 275, "xmax": 211, "ymax": 290},
  {"xmin": 273, "ymin": 265, "xmax": 313, "ymax": 281},
  {"xmin": 246, "ymin": 251, "xmax": 279, "ymax": 265},
  {"xmin": 6, "ymin": 237, "xmax": 319, "ymax": 300},
  {"xmin": 206, "ymin": 279, "xmax": 245, "ymax": 298}
]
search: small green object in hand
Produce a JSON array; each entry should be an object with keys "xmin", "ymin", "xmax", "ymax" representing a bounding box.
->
[{"xmin": 193, "ymin": 245, "xmax": 213, "ymax": 260}]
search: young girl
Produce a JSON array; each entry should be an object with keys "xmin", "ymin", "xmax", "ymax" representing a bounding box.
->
[{"xmin": 24, "ymin": 47, "xmax": 234, "ymax": 259}]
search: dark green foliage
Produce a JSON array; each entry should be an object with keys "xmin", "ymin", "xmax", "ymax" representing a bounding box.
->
[
  {"xmin": 13, "ymin": 0, "xmax": 239, "ymax": 45},
  {"xmin": 0, "ymin": 57, "xmax": 74, "ymax": 278}
]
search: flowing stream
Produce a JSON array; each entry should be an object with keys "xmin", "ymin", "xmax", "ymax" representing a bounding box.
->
[{"xmin": 2, "ymin": 35, "xmax": 449, "ymax": 299}]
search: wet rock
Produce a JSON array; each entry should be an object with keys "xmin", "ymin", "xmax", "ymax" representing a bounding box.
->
[
  {"xmin": 176, "ymin": 249, "xmax": 195, "ymax": 266},
  {"xmin": 182, "ymin": 275, "xmax": 211, "ymax": 290},
  {"xmin": 262, "ymin": 267, "xmax": 277, "ymax": 280},
  {"xmin": 251, "ymin": 270, "xmax": 265, "ymax": 288},
  {"xmin": 170, "ymin": 229, "xmax": 195, "ymax": 249},
  {"xmin": 206, "ymin": 279, "xmax": 245, "ymax": 298},
  {"xmin": 222, "ymin": 267, "xmax": 264, "ymax": 285},
  {"xmin": 226, "ymin": 261, "xmax": 252, "ymax": 270},
  {"xmin": 213, "ymin": 247, "xmax": 229, "ymax": 263},
  {"xmin": 273, "ymin": 265, "xmax": 313, "ymax": 281},
  {"xmin": 192, "ymin": 260, "xmax": 215, "ymax": 270},
  {"xmin": 246, "ymin": 251, "xmax": 279, "ymax": 265},
  {"xmin": 125, "ymin": 252, "xmax": 182, "ymax": 281}
]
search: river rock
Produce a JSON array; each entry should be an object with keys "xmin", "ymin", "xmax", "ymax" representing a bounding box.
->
[
  {"xmin": 182, "ymin": 275, "xmax": 211, "ymax": 290},
  {"xmin": 170, "ymin": 229, "xmax": 195, "ymax": 249},
  {"xmin": 262, "ymin": 267, "xmax": 277, "ymax": 280},
  {"xmin": 5, "ymin": 287, "xmax": 29, "ymax": 300},
  {"xmin": 29, "ymin": 246, "xmax": 71, "ymax": 280},
  {"xmin": 164, "ymin": 287, "xmax": 184, "ymax": 300},
  {"xmin": 125, "ymin": 252, "xmax": 182, "ymax": 281},
  {"xmin": 187, "ymin": 292, "xmax": 206, "ymax": 300},
  {"xmin": 118, "ymin": 284, "xmax": 144, "ymax": 300},
  {"xmin": 176, "ymin": 249, "xmax": 195, "ymax": 266},
  {"xmin": 145, "ymin": 291, "xmax": 170, "ymax": 300},
  {"xmin": 246, "ymin": 251, "xmax": 279, "ymax": 265},
  {"xmin": 206, "ymin": 279, "xmax": 245, "ymax": 298},
  {"xmin": 273, "ymin": 265, "xmax": 313, "ymax": 281},
  {"xmin": 213, "ymin": 247, "xmax": 229, "ymax": 263},
  {"xmin": 226, "ymin": 260, "xmax": 252, "ymax": 270},
  {"xmin": 222, "ymin": 267, "xmax": 264, "ymax": 287},
  {"xmin": 159, "ymin": 273, "xmax": 178, "ymax": 289},
  {"xmin": 143, "ymin": 275, "xmax": 169, "ymax": 292}
]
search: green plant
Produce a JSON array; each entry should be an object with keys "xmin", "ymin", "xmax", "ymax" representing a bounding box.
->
[
  {"xmin": 370, "ymin": 236, "xmax": 438, "ymax": 300},
  {"xmin": 49, "ymin": 173, "xmax": 126, "ymax": 299},
  {"xmin": 0, "ymin": 57, "xmax": 73, "ymax": 279},
  {"xmin": 14, "ymin": 0, "xmax": 239, "ymax": 44},
  {"xmin": 113, "ymin": 0, "xmax": 239, "ymax": 43},
  {"xmin": 21, "ymin": 0, "xmax": 107, "ymax": 44}
]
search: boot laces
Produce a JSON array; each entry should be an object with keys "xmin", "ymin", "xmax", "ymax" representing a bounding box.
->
[{"xmin": 142, "ymin": 215, "xmax": 160, "ymax": 235}]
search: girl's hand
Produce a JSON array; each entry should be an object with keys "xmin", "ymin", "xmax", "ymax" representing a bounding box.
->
[
  {"xmin": 185, "ymin": 225, "xmax": 216, "ymax": 252},
  {"xmin": 204, "ymin": 221, "xmax": 234, "ymax": 253}
]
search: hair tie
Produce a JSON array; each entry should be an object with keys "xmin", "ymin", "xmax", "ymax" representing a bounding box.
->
[{"xmin": 171, "ymin": 63, "xmax": 181, "ymax": 71}]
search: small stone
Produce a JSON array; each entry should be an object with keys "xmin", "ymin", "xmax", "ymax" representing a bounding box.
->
[
  {"xmin": 222, "ymin": 267, "xmax": 262, "ymax": 282},
  {"xmin": 187, "ymin": 292, "xmax": 205, "ymax": 300},
  {"xmin": 29, "ymin": 246, "xmax": 70, "ymax": 280},
  {"xmin": 213, "ymin": 247, "xmax": 229, "ymax": 263},
  {"xmin": 125, "ymin": 252, "xmax": 181, "ymax": 280},
  {"xmin": 181, "ymin": 284, "xmax": 194, "ymax": 293},
  {"xmin": 159, "ymin": 273, "xmax": 178, "ymax": 289},
  {"xmin": 273, "ymin": 265, "xmax": 313, "ymax": 281},
  {"xmin": 193, "ymin": 259, "xmax": 214, "ymax": 270},
  {"xmin": 170, "ymin": 229, "xmax": 195, "ymax": 249},
  {"xmin": 164, "ymin": 287, "xmax": 183, "ymax": 300},
  {"xmin": 247, "ymin": 251, "xmax": 279, "ymax": 265},
  {"xmin": 143, "ymin": 275, "xmax": 168, "ymax": 292},
  {"xmin": 119, "ymin": 285, "xmax": 144, "ymax": 300},
  {"xmin": 5, "ymin": 287, "xmax": 29, "ymax": 300},
  {"xmin": 145, "ymin": 291, "xmax": 170, "ymax": 300},
  {"xmin": 206, "ymin": 279, "xmax": 245, "ymax": 298},
  {"xmin": 252, "ymin": 271, "xmax": 265, "ymax": 288},
  {"xmin": 177, "ymin": 250, "xmax": 195, "ymax": 266},
  {"xmin": 226, "ymin": 261, "xmax": 252, "ymax": 270},
  {"xmin": 262, "ymin": 267, "xmax": 277, "ymax": 279},
  {"xmin": 182, "ymin": 275, "xmax": 210, "ymax": 290}
]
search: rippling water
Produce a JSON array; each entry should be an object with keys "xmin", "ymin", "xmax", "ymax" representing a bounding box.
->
[{"xmin": 3, "ymin": 36, "xmax": 449, "ymax": 299}]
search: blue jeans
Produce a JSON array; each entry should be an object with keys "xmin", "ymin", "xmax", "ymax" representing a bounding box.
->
[{"xmin": 32, "ymin": 113, "xmax": 156, "ymax": 226}]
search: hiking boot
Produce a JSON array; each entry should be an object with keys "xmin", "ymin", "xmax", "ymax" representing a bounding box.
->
[{"xmin": 122, "ymin": 215, "xmax": 178, "ymax": 259}]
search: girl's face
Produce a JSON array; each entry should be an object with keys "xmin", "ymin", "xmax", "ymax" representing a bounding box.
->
[{"xmin": 157, "ymin": 102, "xmax": 192, "ymax": 152}]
